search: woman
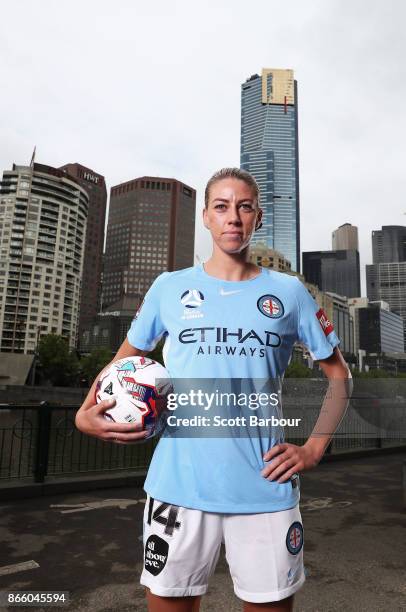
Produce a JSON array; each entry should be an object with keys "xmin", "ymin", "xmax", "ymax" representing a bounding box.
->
[{"xmin": 75, "ymin": 167, "xmax": 351, "ymax": 612}]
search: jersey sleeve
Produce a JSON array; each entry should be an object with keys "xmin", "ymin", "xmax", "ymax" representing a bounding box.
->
[
  {"xmin": 127, "ymin": 272, "xmax": 169, "ymax": 351},
  {"xmin": 293, "ymin": 276, "xmax": 340, "ymax": 360}
]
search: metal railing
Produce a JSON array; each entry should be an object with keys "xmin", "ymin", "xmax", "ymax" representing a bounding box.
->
[
  {"xmin": 0, "ymin": 397, "xmax": 405, "ymax": 484},
  {"xmin": 0, "ymin": 403, "xmax": 156, "ymax": 483}
]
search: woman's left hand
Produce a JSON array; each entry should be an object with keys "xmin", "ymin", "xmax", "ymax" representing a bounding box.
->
[{"xmin": 261, "ymin": 442, "xmax": 322, "ymax": 483}]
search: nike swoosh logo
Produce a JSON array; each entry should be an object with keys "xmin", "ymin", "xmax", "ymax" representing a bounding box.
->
[{"xmin": 220, "ymin": 288, "xmax": 243, "ymax": 296}]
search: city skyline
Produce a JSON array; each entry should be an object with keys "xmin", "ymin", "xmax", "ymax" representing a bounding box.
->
[
  {"xmin": 1, "ymin": 1, "xmax": 405, "ymax": 298},
  {"xmin": 3, "ymin": 152, "xmax": 404, "ymax": 299}
]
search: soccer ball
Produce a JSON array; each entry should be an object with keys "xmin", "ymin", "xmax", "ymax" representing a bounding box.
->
[{"xmin": 95, "ymin": 356, "xmax": 173, "ymax": 438}]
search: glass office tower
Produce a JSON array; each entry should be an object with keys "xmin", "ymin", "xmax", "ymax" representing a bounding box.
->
[
  {"xmin": 372, "ymin": 225, "xmax": 406, "ymax": 264},
  {"xmin": 241, "ymin": 69, "xmax": 300, "ymax": 271}
]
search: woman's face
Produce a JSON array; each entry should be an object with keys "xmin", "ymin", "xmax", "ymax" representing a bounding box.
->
[{"xmin": 203, "ymin": 177, "xmax": 262, "ymax": 254}]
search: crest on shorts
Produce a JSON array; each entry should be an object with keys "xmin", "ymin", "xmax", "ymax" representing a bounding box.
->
[
  {"xmin": 286, "ymin": 521, "xmax": 303, "ymax": 555},
  {"xmin": 257, "ymin": 295, "xmax": 284, "ymax": 319}
]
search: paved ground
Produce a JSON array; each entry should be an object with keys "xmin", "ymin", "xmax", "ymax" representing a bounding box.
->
[{"xmin": 0, "ymin": 453, "xmax": 405, "ymax": 612}]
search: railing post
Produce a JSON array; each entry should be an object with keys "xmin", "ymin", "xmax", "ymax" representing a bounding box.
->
[{"xmin": 34, "ymin": 401, "xmax": 52, "ymax": 483}]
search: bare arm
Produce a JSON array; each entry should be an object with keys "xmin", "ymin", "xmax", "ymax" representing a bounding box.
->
[
  {"xmin": 74, "ymin": 338, "xmax": 150, "ymax": 444},
  {"xmin": 262, "ymin": 347, "xmax": 352, "ymax": 482},
  {"xmin": 304, "ymin": 346, "xmax": 352, "ymax": 459}
]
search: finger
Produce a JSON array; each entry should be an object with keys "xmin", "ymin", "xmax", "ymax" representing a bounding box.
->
[
  {"xmin": 277, "ymin": 467, "xmax": 300, "ymax": 484},
  {"xmin": 265, "ymin": 458, "xmax": 296, "ymax": 481},
  {"xmin": 114, "ymin": 438, "xmax": 147, "ymax": 445},
  {"xmin": 93, "ymin": 398, "xmax": 116, "ymax": 413},
  {"xmin": 112, "ymin": 431, "xmax": 149, "ymax": 443},
  {"xmin": 263, "ymin": 443, "xmax": 289, "ymax": 461},
  {"xmin": 105, "ymin": 421, "xmax": 145, "ymax": 433},
  {"xmin": 261, "ymin": 449, "xmax": 293, "ymax": 476}
]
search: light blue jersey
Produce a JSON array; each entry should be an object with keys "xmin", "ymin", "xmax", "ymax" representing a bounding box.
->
[{"xmin": 127, "ymin": 264, "xmax": 340, "ymax": 513}]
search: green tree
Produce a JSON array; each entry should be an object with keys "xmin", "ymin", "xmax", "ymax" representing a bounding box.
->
[
  {"xmin": 80, "ymin": 347, "xmax": 113, "ymax": 385},
  {"xmin": 38, "ymin": 334, "xmax": 79, "ymax": 386},
  {"xmin": 284, "ymin": 360, "xmax": 313, "ymax": 378}
]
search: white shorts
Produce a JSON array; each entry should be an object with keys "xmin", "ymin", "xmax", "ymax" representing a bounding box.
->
[{"xmin": 140, "ymin": 495, "xmax": 305, "ymax": 603}]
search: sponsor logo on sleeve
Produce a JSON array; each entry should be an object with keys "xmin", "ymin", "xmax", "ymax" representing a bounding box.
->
[{"xmin": 316, "ymin": 308, "xmax": 334, "ymax": 336}]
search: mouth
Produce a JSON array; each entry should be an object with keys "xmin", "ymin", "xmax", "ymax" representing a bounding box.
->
[{"xmin": 223, "ymin": 231, "xmax": 243, "ymax": 236}]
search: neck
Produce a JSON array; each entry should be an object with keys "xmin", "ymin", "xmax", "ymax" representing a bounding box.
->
[{"xmin": 203, "ymin": 246, "xmax": 260, "ymax": 281}]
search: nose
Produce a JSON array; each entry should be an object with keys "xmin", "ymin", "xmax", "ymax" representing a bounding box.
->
[{"xmin": 226, "ymin": 205, "xmax": 242, "ymax": 225}]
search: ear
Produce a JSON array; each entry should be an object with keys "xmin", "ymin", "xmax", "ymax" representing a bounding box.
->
[{"xmin": 202, "ymin": 207, "xmax": 210, "ymax": 230}]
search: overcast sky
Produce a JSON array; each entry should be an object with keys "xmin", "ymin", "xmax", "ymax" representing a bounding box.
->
[{"xmin": 2, "ymin": 0, "xmax": 405, "ymax": 295}]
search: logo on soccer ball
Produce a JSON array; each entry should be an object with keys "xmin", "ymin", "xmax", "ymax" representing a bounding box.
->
[
  {"xmin": 180, "ymin": 289, "xmax": 204, "ymax": 309},
  {"xmin": 116, "ymin": 359, "xmax": 154, "ymax": 403},
  {"xmin": 257, "ymin": 295, "xmax": 284, "ymax": 318},
  {"xmin": 286, "ymin": 522, "xmax": 303, "ymax": 555}
]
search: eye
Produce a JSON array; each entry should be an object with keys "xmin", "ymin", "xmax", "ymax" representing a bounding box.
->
[
  {"xmin": 214, "ymin": 203, "xmax": 226, "ymax": 209},
  {"xmin": 240, "ymin": 203, "xmax": 254, "ymax": 210}
]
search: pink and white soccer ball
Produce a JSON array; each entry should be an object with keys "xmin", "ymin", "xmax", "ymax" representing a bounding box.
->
[{"xmin": 95, "ymin": 356, "xmax": 173, "ymax": 438}]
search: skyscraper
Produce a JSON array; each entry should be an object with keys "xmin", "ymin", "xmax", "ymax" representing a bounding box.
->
[
  {"xmin": 60, "ymin": 163, "xmax": 107, "ymax": 338},
  {"xmin": 325, "ymin": 292, "xmax": 354, "ymax": 355},
  {"xmin": 240, "ymin": 68, "xmax": 300, "ymax": 271},
  {"xmin": 102, "ymin": 176, "xmax": 195, "ymax": 308},
  {"xmin": 347, "ymin": 296, "xmax": 369, "ymax": 354},
  {"xmin": 332, "ymin": 223, "xmax": 359, "ymax": 251},
  {"xmin": 372, "ymin": 225, "xmax": 406, "ymax": 263},
  {"xmin": 358, "ymin": 303, "xmax": 404, "ymax": 354},
  {"xmin": 303, "ymin": 250, "xmax": 361, "ymax": 298},
  {"xmin": 0, "ymin": 163, "xmax": 88, "ymax": 352},
  {"xmin": 366, "ymin": 263, "xmax": 406, "ymax": 345},
  {"xmin": 367, "ymin": 225, "xmax": 406, "ymax": 345}
]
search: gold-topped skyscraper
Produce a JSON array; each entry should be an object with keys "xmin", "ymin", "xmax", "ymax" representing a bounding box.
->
[{"xmin": 241, "ymin": 68, "xmax": 300, "ymax": 272}]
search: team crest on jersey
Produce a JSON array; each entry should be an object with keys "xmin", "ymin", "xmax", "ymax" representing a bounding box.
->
[
  {"xmin": 316, "ymin": 308, "xmax": 334, "ymax": 336},
  {"xmin": 286, "ymin": 521, "xmax": 303, "ymax": 555},
  {"xmin": 180, "ymin": 289, "xmax": 205, "ymax": 320},
  {"xmin": 257, "ymin": 295, "xmax": 284, "ymax": 319},
  {"xmin": 181, "ymin": 289, "xmax": 204, "ymax": 308}
]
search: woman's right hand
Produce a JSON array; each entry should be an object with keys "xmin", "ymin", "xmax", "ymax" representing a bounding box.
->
[{"xmin": 74, "ymin": 398, "xmax": 149, "ymax": 444}]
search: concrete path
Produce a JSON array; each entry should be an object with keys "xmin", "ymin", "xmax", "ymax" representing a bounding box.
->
[{"xmin": 0, "ymin": 453, "xmax": 405, "ymax": 611}]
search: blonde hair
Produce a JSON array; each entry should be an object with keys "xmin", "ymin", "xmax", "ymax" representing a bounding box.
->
[{"xmin": 204, "ymin": 167, "xmax": 260, "ymax": 209}]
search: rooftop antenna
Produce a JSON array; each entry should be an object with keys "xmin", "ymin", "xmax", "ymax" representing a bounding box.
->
[{"xmin": 30, "ymin": 146, "xmax": 36, "ymax": 168}]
